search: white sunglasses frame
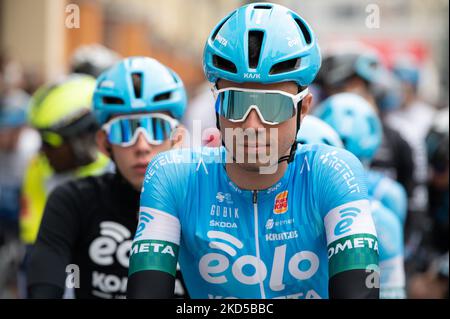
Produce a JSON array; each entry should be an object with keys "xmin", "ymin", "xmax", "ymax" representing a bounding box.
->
[
  {"xmin": 211, "ymin": 85, "xmax": 309, "ymax": 125},
  {"xmin": 101, "ymin": 112, "xmax": 179, "ymax": 147}
]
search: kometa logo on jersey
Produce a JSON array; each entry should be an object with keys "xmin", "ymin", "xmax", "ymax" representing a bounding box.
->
[{"xmin": 274, "ymin": 191, "xmax": 288, "ymax": 214}]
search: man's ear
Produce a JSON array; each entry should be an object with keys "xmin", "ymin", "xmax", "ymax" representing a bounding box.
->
[
  {"xmin": 96, "ymin": 130, "xmax": 112, "ymax": 158},
  {"xmin": 300, "ymin": 93, "xmax": 313, "ymax": 121},
  {"xmin": 171, "ymin": 125, "xmax": 187, "ymax": 149}
]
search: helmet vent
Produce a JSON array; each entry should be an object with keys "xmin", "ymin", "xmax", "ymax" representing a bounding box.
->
[
  {"xmin": 132, "ymin": 73, "xmax": 143, "ymax": 98},
  {"xmin": 213, "ymin": 55, "xmax": 237, "ymax": 73},
  {"xmin": 248, "ymin": 30, "xmax": 264, "ymax": 69},
  {"xmin": 294, "ymin": 18, "xmax": 312, "ymax": 45},
  {"xmin": 253, "ymin": 4, "xmax": 272, "ymax": 10},
  {"xmin": 269, "ymin": 58, "xmax": 301, "ymax": 75},
  {"xmin": 102, "ymin": 96, "xmax": 124, "ymax": 105},
  {"xmin": 211, "ymin": 12, "xmax": 235, "ymax": 41},
  {"xmin": 153, "ymin": 91, "xmax": 172, "ymax": 102}
]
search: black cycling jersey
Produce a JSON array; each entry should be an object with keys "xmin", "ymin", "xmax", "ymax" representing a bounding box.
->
[{"xmin": 27, "ymin": 172, "xmax": 188, "ymax": 299}]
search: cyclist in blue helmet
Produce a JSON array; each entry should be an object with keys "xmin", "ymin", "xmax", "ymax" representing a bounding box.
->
[
  {"xmin": 315, "ymin": 93, "xmax": 408, "ymax": 225},
  {"xmin": 27, "ymin": 57, "xmax": 189, "ymax": 299},
  {"xmin": 317, "ymin": 50, "xmax": 416, "ymax": 203},
  {"xmin": 296, "ymin": 115, "xmax": 344, "ymax": 148},
  {"xmin": 129, "ymin": 3, "xmax": 379, "ymax": 299},
  {"xmin": 298, "ymin": 114, "xmax": 406, "ymax": 299}
]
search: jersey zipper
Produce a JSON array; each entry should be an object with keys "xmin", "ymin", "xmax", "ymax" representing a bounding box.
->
[{"xmin": 252, "ymin": 190, "xmax": 266, "ymax": 299}]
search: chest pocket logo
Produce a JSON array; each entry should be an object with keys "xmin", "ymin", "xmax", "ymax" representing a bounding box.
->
[{"xmin": 274, "ymin": 191, "xmax": 288, "ymax": 214}]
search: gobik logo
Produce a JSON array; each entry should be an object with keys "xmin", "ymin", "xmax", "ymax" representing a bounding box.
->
[
  {"xmin": 273, "ymin": 191, "xmax": 288, "ymax": 214},
  {"xmin": 199, "ymin": 231, "xmax": 319, "ymax": 293}
]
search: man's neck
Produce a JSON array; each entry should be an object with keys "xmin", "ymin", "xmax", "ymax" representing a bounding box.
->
[{"xmin": 225, "ymin": 160, "xmax": 289, "ymax": 191}]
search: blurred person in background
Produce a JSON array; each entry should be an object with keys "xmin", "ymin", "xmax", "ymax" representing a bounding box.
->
[
  {"xmin": 314, "ymin": 50, "xmax": 433, "ymax": 266},
  {"xmin": 70, "ymin": 44, "xmax": 121, "ymax": 78},
  {"xmin": 383, "ymin": 58, "xmax": 438, "ymax": 272},
  {"xmin": 27, "ymin": 57, "xmax": 188, "ymax": 299},
  {"xmin": 315, "ymin": 50, "xmax": 416, "ymax": 201},
  {"xmin": 315, "ymin": 93, "xmax": 408, "ymax": 226},
  {"xmin": 313, "ymin": 95, "xmax": 407, "ymax": 298},
  {"xmin": 297, "ymin": 114, "xmax": 406, "ymax": 298},
  {"xmin": 18, "ymin": 75, "xmax": 111, "ymax": 298},
  {"xmin": 388, "ymin": 56, "xmax": 436, "ymax": 142},
  {"xmin": 407, "ymin": 107, "xmax": 450, "ymax": 283},
  {"xmin": 425, "ymin": 107, "xmax": 449, "ymax": 255},
  {"xmin": 0, "ymin": 102, "xmax": 39, "ymax": 299},
  {"xmin": 0, "ymin": 57, "xmax": 40, "ymax": 298}
]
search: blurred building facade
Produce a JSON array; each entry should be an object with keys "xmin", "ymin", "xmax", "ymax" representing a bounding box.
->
[{"xmin": 0, "ymin": 0, "xmax": 448, "ymax": 102}]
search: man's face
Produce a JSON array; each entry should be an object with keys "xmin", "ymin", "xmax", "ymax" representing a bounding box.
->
[
  {"xmin": 111, "ymin": 134, "xmax": 173, "ymax": 190},
  {"xmin": 217, "ymin": 79, "xmax": 311, "ymax": 172},
  {"xmin": 99, "ymin": 112, "xmax": 182, "ymax": 191}
]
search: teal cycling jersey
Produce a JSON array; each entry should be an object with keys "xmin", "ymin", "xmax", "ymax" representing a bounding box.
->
[
  {"xmin": 367, "ymin": 170, "xmax": 407, "ymax": 224},
  {"xmin": 129, "ymin": 145, "xmax": 379, "ymax": 299},
  {"xmin": 370, "ymin": 200, "xmax": 405, "ymax": 299}
]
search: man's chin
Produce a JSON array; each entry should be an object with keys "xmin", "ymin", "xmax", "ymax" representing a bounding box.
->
[{"xmin": 236, "ymin": 160, "xmax": 278, "ymax": 173}]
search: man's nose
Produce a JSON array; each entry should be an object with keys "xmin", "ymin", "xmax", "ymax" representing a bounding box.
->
[
  {"xmin": 133, "ymin": 132, "xmax": 152, "ymax": 152},
  {"xmin": 241, "ymin": 109, "xmax": 265, "ymax": 130}
]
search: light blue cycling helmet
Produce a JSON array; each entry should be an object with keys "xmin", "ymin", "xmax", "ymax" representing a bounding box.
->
[
  {"xmin": 314, "ymin": 93, "xmax": 382, "ymax": 163},
  {"xmin": 93, "ymin": 56, "xmax": 187, "ymax": 125},
  {"xmin": 317, "ymin": 51, "xmax": 384, "ymax": 90},
  {"xmin": 296, "ymin": 115, "xmax": 344, "ymax": 148},
  {"xmin": 203, "ymin": 2, "xmax": 321, "ymax": 86}
]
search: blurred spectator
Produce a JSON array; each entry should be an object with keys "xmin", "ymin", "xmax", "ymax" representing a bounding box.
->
[
  {"xmin": 315, "ymin": 49, "xmax": 416, "ymax": 203},
  {"xmin": 70, "ymin": 44, "xmax": 121, "ymax": 78},
  {"xmin": 0, "ymin": 57, "xmax": 41, "ymax": 298},
  {"xmin": 386, "ymin": 56, "xmax": 436, "ymax": 216},
  {"xmin": 425, "ymin": 107, "xmax": 449, "ymax": 255},
  {"xmin": 17, "ymin": 74, "xmax": 112, "ymax": 298}
]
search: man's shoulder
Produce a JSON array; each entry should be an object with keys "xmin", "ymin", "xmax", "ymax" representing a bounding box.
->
[
  {"xmin": 50, "ymin": 172, "xmax": 115, "ymax": 202},
  {"xmin": 144, "ymin": 147, "xmax": 224, "ymax": 178},
  {"xmin": 294, "ymin": 143, "xmax": 361, "ymax": 170}
]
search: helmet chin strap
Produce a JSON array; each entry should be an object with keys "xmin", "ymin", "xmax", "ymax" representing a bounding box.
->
[
  {"xmin": 278, "ymin": 102, "xmax": 302, "ymax": 164},
  {"xmin": 215, "ymin": 100, "xmax": 303, "ymax": 166}
]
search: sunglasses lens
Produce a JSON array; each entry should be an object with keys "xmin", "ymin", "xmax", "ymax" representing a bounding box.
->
[
  {"xmin": 217, "ymin": 90, "xmax": 296, "ymax": 124},
  {"xmin": 106, "ymin": 115, "xmax": 175, "ymax": 146}
]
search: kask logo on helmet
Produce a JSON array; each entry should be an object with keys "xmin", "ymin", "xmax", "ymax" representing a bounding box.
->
[{"xmin": 243, "ymin": 73, "xmax": 261, "ymax": 79}]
